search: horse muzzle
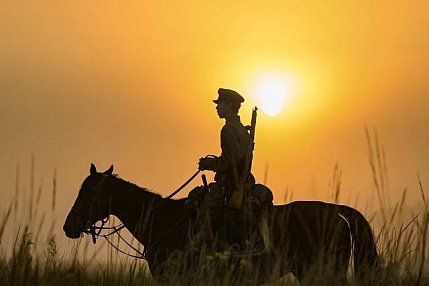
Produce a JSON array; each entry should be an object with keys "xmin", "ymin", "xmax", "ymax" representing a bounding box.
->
[
  {"xmin": 64, "ymin": 229, "xmax": 82, "ymax": 239},
  {"xmin": 63, "ymin": 210, "xmax": 90, "ymax": 239}
]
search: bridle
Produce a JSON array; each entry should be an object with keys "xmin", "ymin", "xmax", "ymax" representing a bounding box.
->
[
  {"xmin": 71, "ymin": 173, "xmax": 108, "ymax": 237},
  {"xmin": 73, "ymin": 173, "xmax": 147, "ymax": 259}
]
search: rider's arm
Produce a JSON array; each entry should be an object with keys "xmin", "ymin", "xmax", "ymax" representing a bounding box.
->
[{"xmin": 200, "ymin": 125, "xmax": 240, "ymax": 172}]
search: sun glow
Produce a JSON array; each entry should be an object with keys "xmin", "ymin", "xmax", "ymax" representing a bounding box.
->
[{"xmin": 254, "ymin": 77, "xmax": 292, "ymax": 116}]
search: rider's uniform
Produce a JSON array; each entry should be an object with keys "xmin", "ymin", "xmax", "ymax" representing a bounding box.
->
[{"xmin": 203, "ymin": 114, "xmax": 251, "ymax": 198}]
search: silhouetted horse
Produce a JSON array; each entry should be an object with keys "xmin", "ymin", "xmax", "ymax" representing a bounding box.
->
[{"xmin": 63, "ymin": 164, "xmax": 381, "ymax": 284}]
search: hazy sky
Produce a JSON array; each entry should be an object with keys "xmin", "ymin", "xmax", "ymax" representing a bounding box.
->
[{"xmin": 1, "ymin": 1, "xmax": 428, "ymax": 236}]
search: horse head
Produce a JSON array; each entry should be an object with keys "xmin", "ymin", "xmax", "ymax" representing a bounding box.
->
[{"xmin": 63, "ymin": 163, "xmax": 114, "ymax": 239}]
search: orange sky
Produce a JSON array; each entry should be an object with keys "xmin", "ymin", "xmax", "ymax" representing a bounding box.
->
[{"xmin": 1, "ymin": 1, "xmax": 428, "ymax": 237}]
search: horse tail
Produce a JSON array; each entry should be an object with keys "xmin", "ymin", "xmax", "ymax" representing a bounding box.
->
[{"xmin": 339, "ymin": 205, "xmax": 382, "ymax": 284}]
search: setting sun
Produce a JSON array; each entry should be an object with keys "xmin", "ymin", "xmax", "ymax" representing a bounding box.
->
[{"xmin": 254, "ymin": 77, "xmax": 293, "ymax": 116}]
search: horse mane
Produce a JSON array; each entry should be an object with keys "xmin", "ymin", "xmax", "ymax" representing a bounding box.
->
[
  {"xmin": 110, "ymin": 174, "xmax": 188, "ymax": 207},
  {"xmin": 110, "ymin": 173, "xmax": 164, "ymax": 200}
]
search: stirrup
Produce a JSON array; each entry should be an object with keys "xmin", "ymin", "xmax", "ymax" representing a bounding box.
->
[
  {"xmin": 250, "ymin": 236, "xmax": 265, "ymax": 252},
  {"xmin": 226, "ymin": 243, "xmax": 242, "ymax": 253}
]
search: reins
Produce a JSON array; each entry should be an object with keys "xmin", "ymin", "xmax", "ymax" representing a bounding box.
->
[
  {"xmin": 88, "ymin": 219, "xmax": 147, "ymax": 259},
  {"xmin": 165, "ymin": 155, "xmax": 218, "ymax": 199},
  {"xmin": 165, "ymin": 169, "xmax": 201, "ymax": 199}
]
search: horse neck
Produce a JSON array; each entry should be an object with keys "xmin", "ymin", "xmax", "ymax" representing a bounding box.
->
[{"xmin": 107, "ymin": 176, "xmax": 164, "ymax": 244}]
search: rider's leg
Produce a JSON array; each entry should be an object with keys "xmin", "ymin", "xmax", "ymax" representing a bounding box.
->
[
  {"xmin": 241, "ymin": 195, "xmax": 262, "ymax": 249},
  {"xmin": 193, "ymin": 185, "xmax": 224, "ymax": 248}
]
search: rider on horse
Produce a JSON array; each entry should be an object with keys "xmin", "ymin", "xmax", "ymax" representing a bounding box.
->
[{"xmin": 185, "ymin": 88, "xmax": 273, "ymax": 252}]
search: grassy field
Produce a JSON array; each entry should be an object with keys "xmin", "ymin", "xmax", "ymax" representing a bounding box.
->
[
  {"xmin": 1, "ymin": 179, "xmax": 428, "ymax": 285},
  {"xmin": 1, "ymin": 139, "xmax": 428, "ymax": 285}
]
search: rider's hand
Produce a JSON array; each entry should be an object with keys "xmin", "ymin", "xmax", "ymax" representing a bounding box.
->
[{"xmin": 198, "ymin": 157, "xmax": 214, "ymax": 171}]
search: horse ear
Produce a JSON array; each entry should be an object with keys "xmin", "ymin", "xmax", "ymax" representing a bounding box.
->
[
  {"xmin": 90, "ymin": 163, "xmax": 97, "ymax": 175},
  {"xmin": 104, "ymin": 164, "xmax": 114, "ymax": 175}
]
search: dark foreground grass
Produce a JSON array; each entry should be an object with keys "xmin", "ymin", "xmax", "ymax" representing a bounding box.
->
[
  {"xmin": 0, "ymin": 227, "xmax": 154, "ymax": 286},
  {"xmin": 1, "ymin": 184, "xmax": 428, "ymax": 285},
  {"xmin": 0, "ymin": 214, "xmax": 427, "ymax": 285}
]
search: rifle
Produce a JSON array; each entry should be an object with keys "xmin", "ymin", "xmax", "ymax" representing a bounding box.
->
[
  {"xmin": 227, "ymin": 106, "xmax": 258, "ymax": 209},
  {"xmin": 247, "ymin": 106, "xmax": 258, "ymax": 173}
]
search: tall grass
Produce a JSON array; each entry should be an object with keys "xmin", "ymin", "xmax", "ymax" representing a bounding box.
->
[
  {"xmin": 365, "ymin": 128, "xmax": 429, "ymax": 285},
  {"xmin": 0, "ymin": 139, "xmax": 428, "ymax": 285}
]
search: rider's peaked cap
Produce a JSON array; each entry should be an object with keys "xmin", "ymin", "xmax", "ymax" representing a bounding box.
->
[{"xmin": 213, "ymin": 88, "xmax": 245, "ymax": 104}]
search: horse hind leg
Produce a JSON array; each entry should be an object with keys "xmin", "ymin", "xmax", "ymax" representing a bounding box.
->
[
  {"xmin": 326, "ymin": 218, "xmax": 353, "ymax": 284},
  {"xmin": 324, "ymin": 216, "xmax": 352, "ymax": 284},
  {"xmin": 302, "ymin": 232, "xmax": 351, "ymax": 284},
  {"xmin": 331, "ymin": 246, "xmax": 351, "ymax": 284}
]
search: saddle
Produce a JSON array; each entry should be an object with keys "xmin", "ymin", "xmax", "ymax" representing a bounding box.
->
[{"xmin": 186, "ymin": 183, "xmax": 273, "ymax": 254}]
